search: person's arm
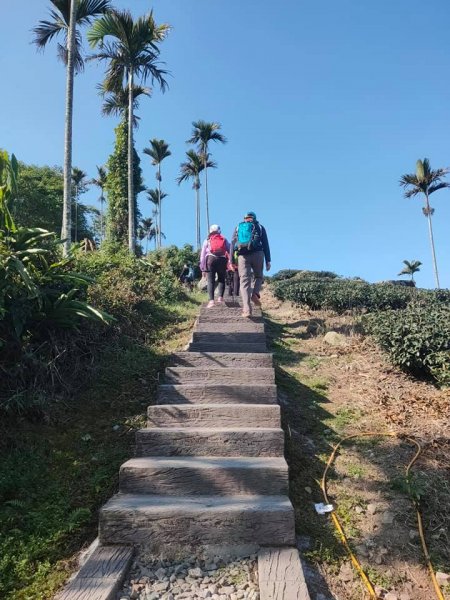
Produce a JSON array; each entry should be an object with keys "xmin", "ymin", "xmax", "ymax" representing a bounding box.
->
[
  {"xmin": 261, "ymin": 226, "xmax": 271, "ymax": 269},
  {"xmin": 229, "ymin": 228, "xmax": 237, "ymax": 265},
  {"xmin": 199, "ymin": 240, "xmax": 208, "ymax": 272}
]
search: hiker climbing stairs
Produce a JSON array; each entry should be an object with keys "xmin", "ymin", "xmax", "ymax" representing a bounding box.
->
[{"xmin": 99, "ymin": 300, "xmax": 295, "ymax": 549}]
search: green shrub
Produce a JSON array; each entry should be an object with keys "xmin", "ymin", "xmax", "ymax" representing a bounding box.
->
[
  {"xmin": 271, "ymin": 277, "xmax": 415, "ymax": 313},
  {"xmin": 271, "ymin": 269, "xmax": 339, "ymax": 282},
  {"xmin": 363, "ymin": 300, "xmax": 450, "ymax": 386},
  {"xmin": 146, "ymin": 244, "xmax": 201, "ymax": 279}
]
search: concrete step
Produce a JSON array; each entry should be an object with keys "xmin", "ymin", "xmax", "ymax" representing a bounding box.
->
[
  {"xmin": 188, "ymin": 342, "xmax": 267, "ymax": 353},
  {"xmin": 135, "ymin": 427, "xmax": 285, "ymax": 457},
  {"xmin": 119, "ymin": 457, "xmax": 289, "ymax": 496},
  {"xmin": 164, "ymin": 367, "xmax": 275, "ymax": 384},
  {"xmin": 192, "ymin": 332, "xmax": 266, "ymax": 344},
  {"xmin": 199, "ymin": 306, "xmax": 262, "ymax": 317},
  {"xmin": 195, "ymin": 322, "xmax": 265, "ymax": 333},
  {"xmin": 170, "ymin": 352, "xmax": 273, "ymax": 368},
  {"xmin": 147, "ymin": 404, "xmax": 281, "ymax": 428},
  {"xmin": 157, "ymin": 383, "xmax": 277, "ymax": 404},
  {"xmin": 99, "ymin": 494, "xmax": 295, "ymax": 548},
  {"xmin": 197, "ymin": 314, "xmax": 264, "ymax": 324}
]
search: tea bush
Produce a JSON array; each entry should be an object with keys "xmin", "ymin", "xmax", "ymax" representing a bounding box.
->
[
  {"xmin": 363, "ymin": 300, "xmax": 450, "ymax": 386},
  {"xmin": 271, "ymin": 277, "xmax": 415, "ymax": 312},
  {"xmin": 271, "ymin": 269, "xmax": 339, "ymax": 282}
]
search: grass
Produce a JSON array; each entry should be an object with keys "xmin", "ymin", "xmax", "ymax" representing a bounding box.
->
[{"xmin": 0, "ymin": 293, "xmax": 202, "ymax": 600}]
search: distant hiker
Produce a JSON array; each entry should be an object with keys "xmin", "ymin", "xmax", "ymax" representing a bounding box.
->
[
  {"xmin": 227, "ymin": 248, "xmax": 240, "ymax": 298},
  {"xmin": 200, "ymin": 224, "xmax": 230, "ymax": 308},
  {"xmin": 230, "ymin": 211, "xmax": 271, "ymax": 317},
  {"xmin": 179, "ymin": 263, "xmax": 195, "ymax": 291}
]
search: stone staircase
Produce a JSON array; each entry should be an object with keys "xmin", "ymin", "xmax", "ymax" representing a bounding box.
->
[{"xmin": 99, "ymin": 300, "xmax": 295, "ymax": 551}]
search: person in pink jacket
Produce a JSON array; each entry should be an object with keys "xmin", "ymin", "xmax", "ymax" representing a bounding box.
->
[{"xmin": 199, "ymin": 224, "xmax": 231, "ymax": 308}]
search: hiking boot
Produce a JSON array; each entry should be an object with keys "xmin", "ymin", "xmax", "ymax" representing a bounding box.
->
[
  {"xmin": 207, "ymin": 300, "xmax": 215, "ymax": 308},
  {"xmin": 251, "ymin": 293, "xmax": 262, "ymax": 306},
  {"xmin": 217, "ymin": 296, "xmax": 224, "ymax": 304}
]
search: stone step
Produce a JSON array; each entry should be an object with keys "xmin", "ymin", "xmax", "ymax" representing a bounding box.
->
[
  {"xmin": 147, "ymin": 404, "xmax": 281, "ymax": 428},
  {"xmin": 135, "ymin": 427, "xmax": 285, "ymax": 457},
  {"xmin": 170, "ymin": 352, "xmax": 273, "ymax": 368},
  {"xmin": 164, "ymin": 367, "xmax": 275, "ymax": 384},
  {"xmin": 197, "ymin": 314, "xmax": 264, "ymax": 324},
  {"xmin": 119, "ymin": 457, "xmax": 289, "ymax": 496},
  {"xmin": 157, "ymin": 383, "xmax": 277, "ymax": 404},
  {"xmin": 188, "ymin": 342, "xmax": 267, "ymax": 353},
  {"xmin": 99, "ymin": 494, "xmax": 295, "ymax": 548},
  {"xmin": 195, "ymin": 322, "xmax": 265, "ymax": 333},
  {"xmin": 199, "ymin": 306, "xmax": 262, "ymax": 317},
  {"xmin": 192, "ymin": 332, "xmax": 266, "ymax": 344}
]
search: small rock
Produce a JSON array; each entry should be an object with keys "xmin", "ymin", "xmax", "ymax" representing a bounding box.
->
[
  {"xmin": 436, "ymin": 571, "xmax": 450, "ymax": 585},
  {"xmin": 304, "ymin": 486, "xmax": 312, "ymax": 494},
  {"xmin": 155, "ymin": 567, "xmax": 167, "ymax": 580},
  {"xmin": 153, "ymin": 581, "xmax": 169, "ymax": 593},
  {"xmin": 323, "ymin": 331, "xmax": 347, "ymax": 347},
  {"xmin": 189, "ymin": 567, "xmax": 203, "ymax": 578},
  {"xmin": 367, "ymin": 503, "xmax": 377, "ymax": 515},
  {"xmin": 409, "ymin": 529, "xmax": 419, "ymax": 540},
  {"xmin": 339, "ymin": 562, "xmax": 353, "ymax": 582},
  {"xmin": 385, "ymin": 594, "xmax": 398, "ymax": 600},
  {"xmin": 220, "ymin": 586, "xmax": 236, "ymax": 594},
  {"xmin": 399, "ymin": 594, "xmax": 411, "ymax": 600},
  {"xmin": 354, "ymin": 506, "xmax": 364, "ymax": 514},
  {"xmin": 382, "ymin": 511, "xmax": 395, "ymax": 524},
  {"xmin": 355, "ymin": 544, "xmax": 368, "ymax": 557}
]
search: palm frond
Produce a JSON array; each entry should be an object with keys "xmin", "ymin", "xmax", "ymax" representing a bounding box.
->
[
  {"xmin": 76, "ymin": 0, "xmax": 111, "ymax": 25},
  {"xmin": 428, "ymin": 182, "xmax": 450, "ymax": 195},
  {"xmin": 32, "ymin": 17, "xmax": 65, "ymax": 49},
  {"xmin": 143, "ymin": 139, "xmax": 171, "ymax": 165}
]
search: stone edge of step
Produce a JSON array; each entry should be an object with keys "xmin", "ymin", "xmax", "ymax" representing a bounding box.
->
[{"xmin": 55, "ymin": 545, "xmax": 134, "ymax": 600}]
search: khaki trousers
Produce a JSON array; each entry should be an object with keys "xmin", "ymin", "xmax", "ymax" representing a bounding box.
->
[{"xmin": 238, "ymin": 250, "xmax": 264, "ymax": 314}]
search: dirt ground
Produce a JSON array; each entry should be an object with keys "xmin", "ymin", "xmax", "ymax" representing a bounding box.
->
[{"xmin": 262, "ymin": 289, "xmax": 450, "ymax": 600}]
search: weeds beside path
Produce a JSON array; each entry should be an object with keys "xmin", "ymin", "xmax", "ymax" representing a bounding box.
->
[
  {"xmin": 262, "ymin": 289, "xmax": 450, "ymax": 600},
  {"xmin": 0, "ymin": 293, "xmax": 202, "ymax": 600}
]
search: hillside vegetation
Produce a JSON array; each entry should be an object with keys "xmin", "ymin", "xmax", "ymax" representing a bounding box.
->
[{"xmin": 271, "ymin": 271, "xmax": 450, "ymax": 387}]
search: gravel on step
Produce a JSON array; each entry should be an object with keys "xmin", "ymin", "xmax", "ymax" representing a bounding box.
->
[{"xmin": 117, "ymin": 552, "xmax": 259, "ymax": 600}]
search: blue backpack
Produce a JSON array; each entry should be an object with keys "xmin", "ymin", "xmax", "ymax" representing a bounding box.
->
[{"xmin": 237, "ymin": 221, "xmax": 262, "ymax": 251}]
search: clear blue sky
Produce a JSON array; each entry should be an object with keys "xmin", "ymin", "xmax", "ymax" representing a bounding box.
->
[{"xmin": 1, "ymin": 0, "xmax": 450, "ymax": 288}]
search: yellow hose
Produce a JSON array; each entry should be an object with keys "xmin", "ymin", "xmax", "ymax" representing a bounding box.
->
[{"xmin": 320, "ymin": 432, "xmax": 445, "ymax": 600}]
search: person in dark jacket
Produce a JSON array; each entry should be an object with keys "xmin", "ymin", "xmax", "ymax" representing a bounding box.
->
[{"xmin": 230, "ymin": 211, "xmax": 271, "ymax": 317}]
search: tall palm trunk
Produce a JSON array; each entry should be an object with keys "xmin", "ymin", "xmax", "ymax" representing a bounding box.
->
[
  {"xmin": 100, "ymin": 194, "xmax": 104, "ymax": 242},
  {"xmin": 195, "ymin": 178, "xmax": 201, "ymax": 250},
  {"xmin": 127, "ymin": 68, "xmax": 135, "ymax": 254},
  {"xmin": 204, "ymin": 154, "xmax": 210, "ymax": 232},
  {"xmin": 62, "ymin": 0, "xmax": 77, "ymax": 256},
  {"xmin": 74, "ymin": 186, "xmax": 78, "ymax": 242},
  {"xmin": 157, "ymin": 164, "xmax": 162, "ymax": 248},
  {"xmin": 425, "ymin": 194, "xmax": 440, "ymax": 288}
]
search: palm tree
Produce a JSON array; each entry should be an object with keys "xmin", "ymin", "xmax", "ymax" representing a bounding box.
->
[
  {"xmin": 138, "ymin": 217, "xmax": 156, "ymax": 254},
  {"xmin": 90, "ymin": 165, "xmax": 107, "ymax": 242},
  {"xmin": 33, "ymin": 0, "xmax": 111, "ymax": 255},
  {"xmin": 146, "ymin": 187, "xmax": 167, "ymax": 248},
  {"xmin": 72, "ymin": 167, "xmax": 89, "ymax": 242},
  {"xmin": 143, "ymin": 140, "xmax": 171, "ymax": 248},
  {"xmin": 398, "ymin": 260, "xmax": 422, "ymax": 283},
  {"xmin": 100, "ymin": 83, "xmax": 150, "ymax": 128},
  {"xmin": 400, "ymin": 159, "xmax": 450, "ymax": 288},
  {"xmin": 88, "ymin": 9, "xmax": 170, "ymax": 255},
  {"xmin": 187, "ymin": 120, "xmax": 226, "ymax": 230},
  {"xmin": 177, "ymin": 150, "xmax": 216, "ymax": 249}
]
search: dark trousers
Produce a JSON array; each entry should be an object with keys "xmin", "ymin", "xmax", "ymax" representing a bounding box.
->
[{"xmin": 207, "ymin": 255, "xmax": 227, "ymax": 300}]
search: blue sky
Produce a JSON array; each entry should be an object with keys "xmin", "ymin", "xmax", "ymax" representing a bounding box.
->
[{"xmin": 1, "ymin": 0, "xmax": 450, "ymax": 288}]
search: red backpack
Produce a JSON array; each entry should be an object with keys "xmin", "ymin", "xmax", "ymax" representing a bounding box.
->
[{"xmin": 209, "ymin": 233, "xmax": 227, "ymax": 256}]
